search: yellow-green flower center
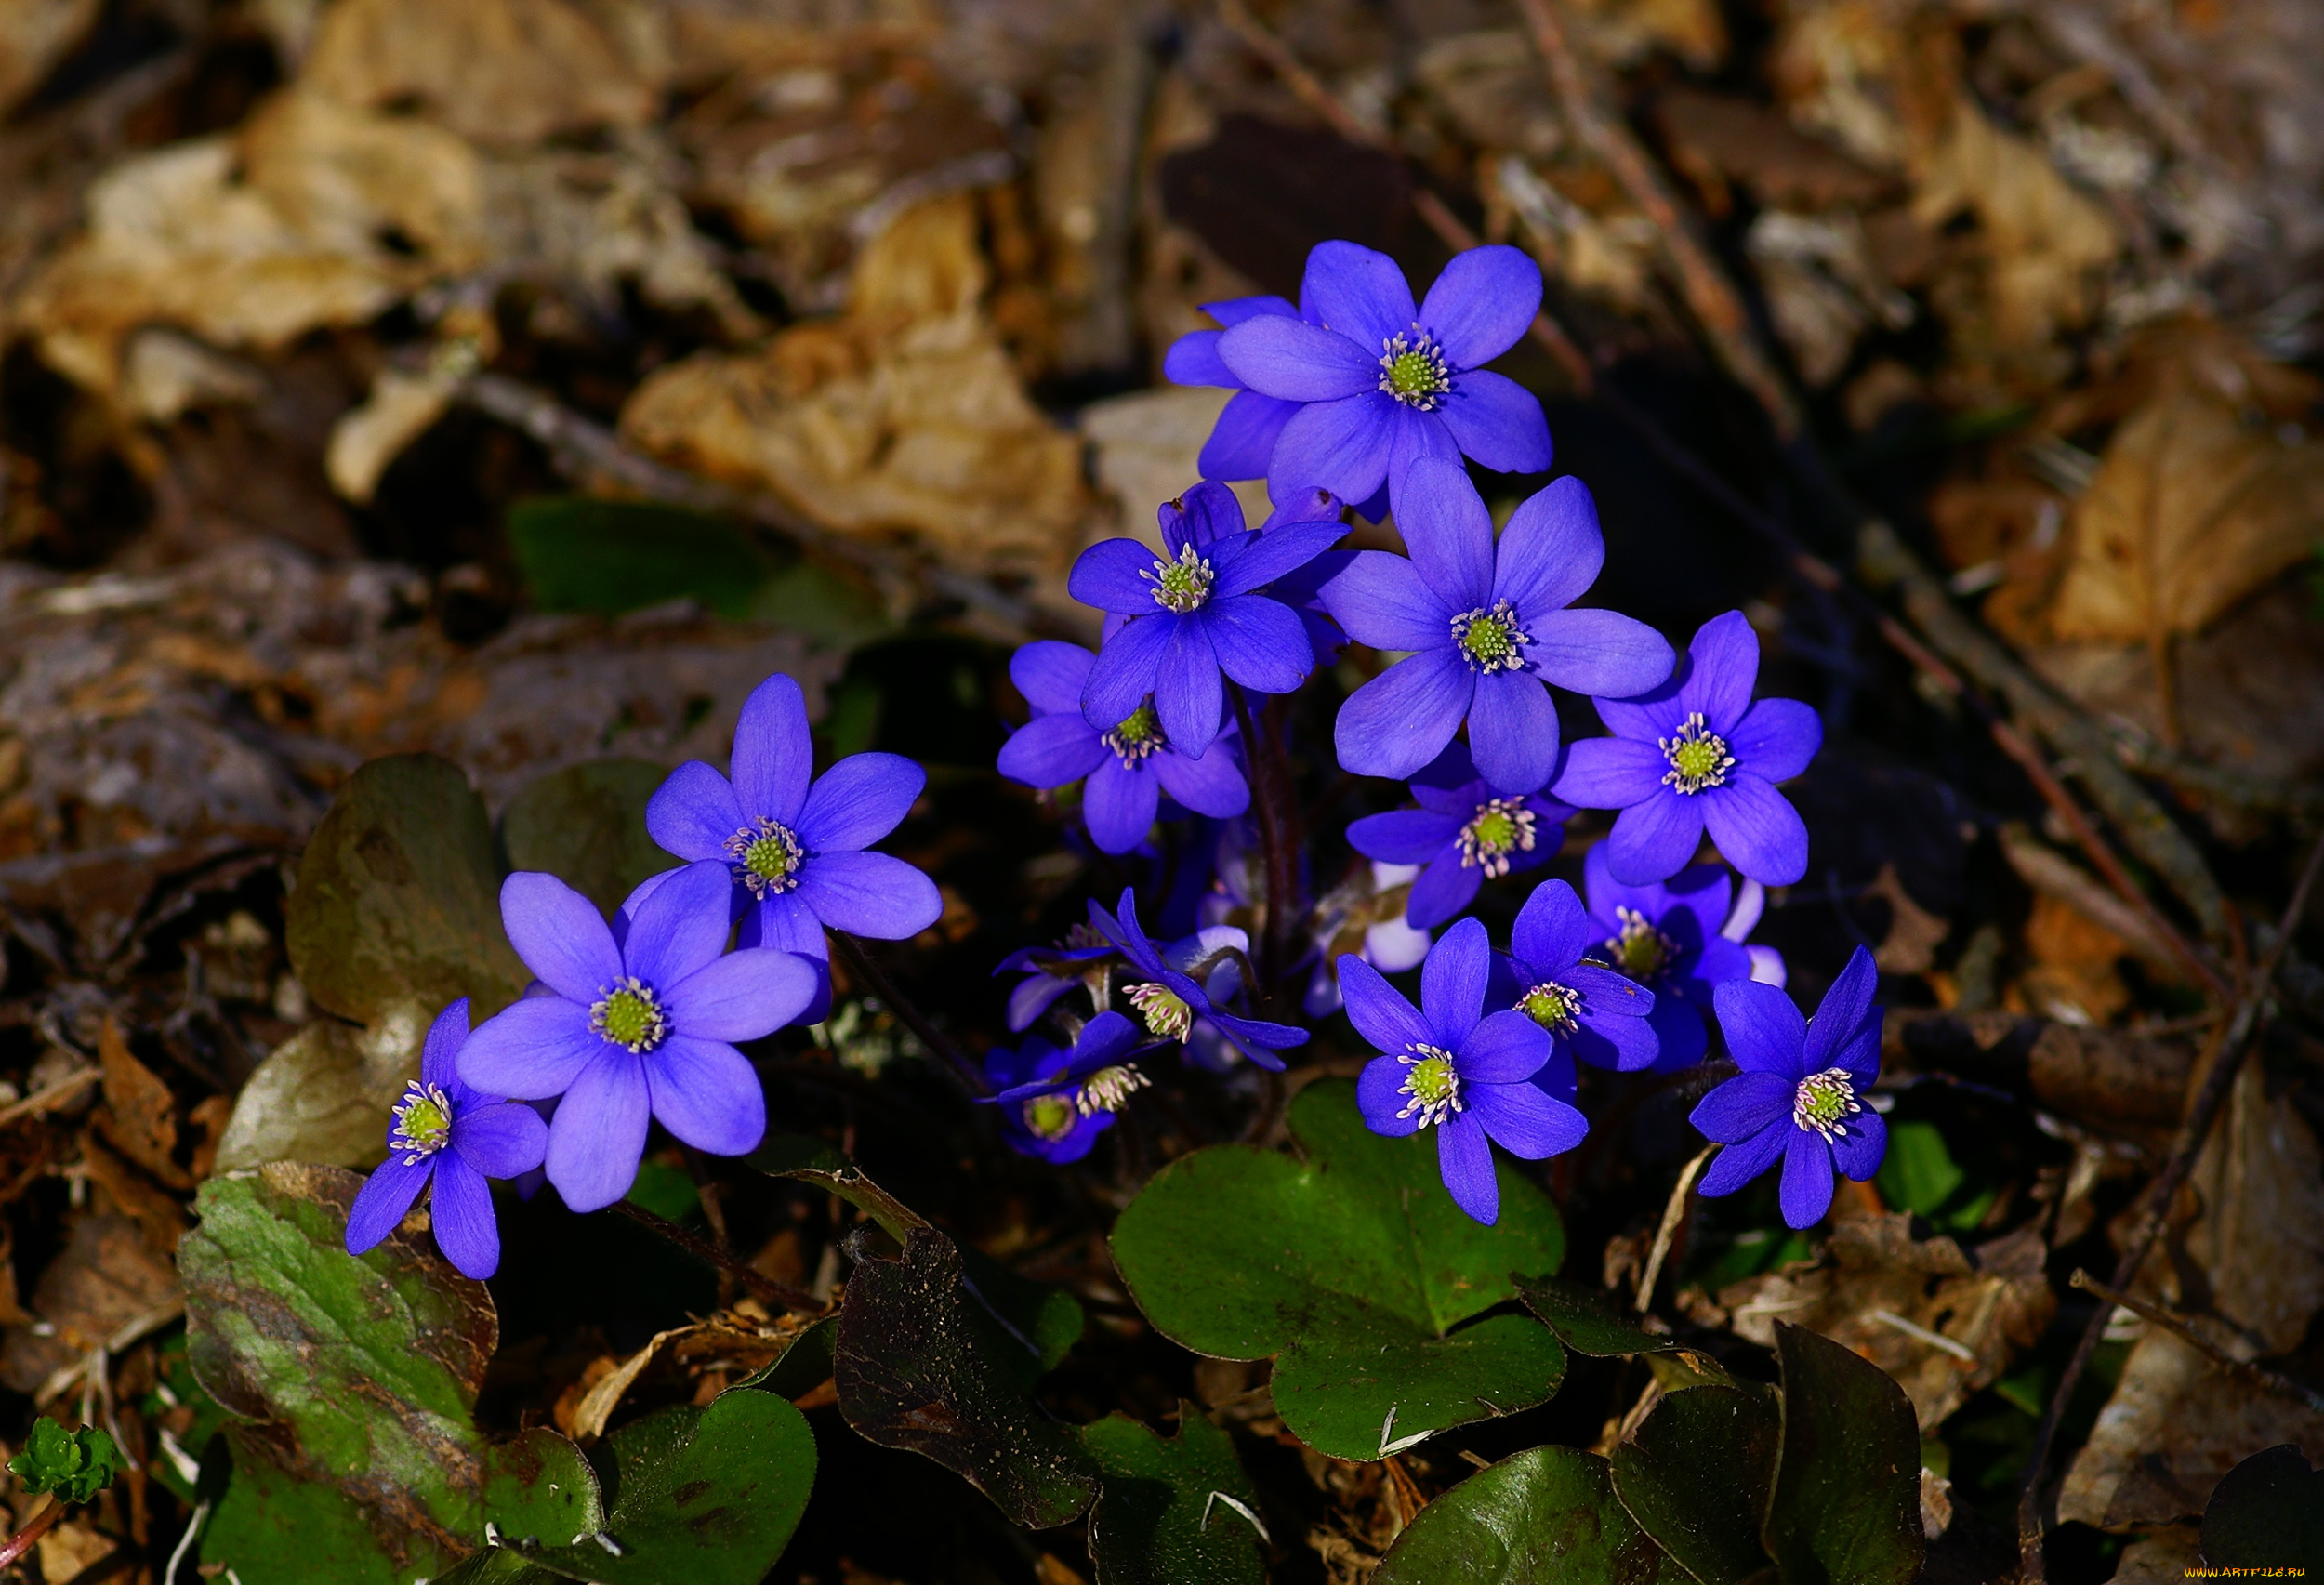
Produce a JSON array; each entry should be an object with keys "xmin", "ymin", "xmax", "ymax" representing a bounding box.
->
[
  {"xmin": 1606, "ymin": 907, "xmax": 1674, "ymax": 983},
  {"xmin": 1792, "ymin": 1068, "xmax": 1861, "ymax": 1140},
  {"xmin": 1659, "ymin": 712, "xmax": 1736, "ymax": 795},
  {"xmin": 1146, "ymin": 544, "xmax": 1214, "ymax": 614},
  {"xmin": 1023, "ymin": 1095, "xmax": 1077, "ymax": 1141},
  {"xmin": 1376, "ymin": 327, "xmax": 1451, "ymax": 410},
  {"xmin": 1103, "ymin": 703, "xmax": 1165, "ymax": 766},
  {"xmin": 1459, "ymin": 797, "xmax": 1538, "ymax": 877},
  {"xmin": 724, "ymin": 815, "xmax": 804, "ymax": 898},
  {"xmin": 1519, "ymin": 981, "xmax": 1581, "ymax": 1037},
  {"xmin": 590, "ymin": 977, "xmax": 668, "ymax": 1053},
  {"xmin": 1127, "ymin": 981, "xmax": 1193, "ymax": 1041},
  {"xmin": 1395, "ymin": 1043, "xmax": 1462, "ymax": 1128},
  {"xmin": 1450, "ymin": 600, "xmax": 1531, "ymax": 675},
  {"xmin": 390, "ymin": 1081, "xmax": 454, "ymax": 1162}
]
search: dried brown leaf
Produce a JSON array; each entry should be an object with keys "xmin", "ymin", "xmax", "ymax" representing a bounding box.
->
[
  {"xmin": 95, "ymin": 1015, "xmax": 189, "ymax": 1190},
  {"xmin": 0, "ymin": 1214, "xmax": 178, "ymax": 1395},
  {"xmin": 0, "ymin": 0, "xmax": 100, "ymax": 115}
]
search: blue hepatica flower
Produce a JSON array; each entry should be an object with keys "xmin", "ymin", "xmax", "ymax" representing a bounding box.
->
[
  {"xmin": 1297, "ymin": 858, "xmax": 1436, "ymax": 1019},
  {"xmin": 458, "ymin": 862, "xmax": 819, "ymax": 1211},
  {"xmin": 983, "ymin": 1011, "xmax": 1153, "ymax": 1164},
  {"xmin": 1346, "ymin": 916, "xmax": 1585, "ymax": 1225},
  {"xmin": 1691, "ymin": 944, "xmax": 1886, "ymax": 1229},
  {"xmin": 1070, "ymin": 482, "xmax": 1346, "ymax": 757},
  {"xmin": 346, "ymin": 998, "xmax": 548, "ymax": 1280},
  {"xmin": 1496, "ymin": 878, "xmax": 1658, "ymax": 1072},
  {"xmin": 1321, "ymin": 457, "xmax": 1674, "ymax": 793},
  {"xmin": 994, "ymin": 921, "xmax": 1116, "ymax": 1032},
  {"xmin": 1162, "ymin": 294, "xmax": 1307, "ymax": 485},
  {"xmin": 646, "ymin": 672, "xmax": 943, "ymax": 1009},
  {"xmin": 1346, "ymin": 743, "xmax": 1574, "ymax": 931},
  {"xmin": 1581, "ymin": 844, "xmax": 1784, "ymax": 1074},
  {"xmin": 997, "ymin": 640, "xmax": 1248, "ymax": 853},
  {"xmin": 1091, "ymin": 886, "xmax": 1307, "ymax": 1070},
  {"xmin": 1214, "ymin": 241, "xmax": 1553, "ymax": 509},
  {"xmin": 1552, "ymin": 609, "xmax": 1822, "ymax": 887}
]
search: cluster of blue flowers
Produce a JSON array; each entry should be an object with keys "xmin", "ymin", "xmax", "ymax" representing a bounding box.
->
[
  {"xmin": 997, "ymin": 239, "xmax": 1882, "ymax": 1229},
  {"xmin": 348, "ymin": 237, "xmax": 1884, "ymax": 1282}
]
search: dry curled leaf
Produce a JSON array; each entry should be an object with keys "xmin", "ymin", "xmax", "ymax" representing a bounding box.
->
[{"xmin": 96, "ymin": 1015, "xmax": 190, "ymax": 1190}]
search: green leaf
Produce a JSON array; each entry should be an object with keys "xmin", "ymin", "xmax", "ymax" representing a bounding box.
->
[
  {"xmin": 1611, "ymin": 1385, "xmax": 1779, "ymax": 1585},
  {"xmin": 181, "ymin": 1163, "xmax": 494, "ymax": 1563},
  {"xmin": 1515, "ymin": 1276, "xmax": 1678, "ymax": 1356},
  {"xmin": 2201, "ymin": 1445, "xmax": 2324, "ymax": 1573},
  {"xmin": 205, "ymin": 1432, "xmax": 435, "ymax": 1585},
  {"xmin": 508, "ymin": 497, "xmax": 771, "ymax": 620},
  {"xmin": 499, "ymin": 760, "xmax": 680, "ymax": 919},
  {"xmin": 482, "ymin": 1430, "xmax": 603, "ymax": 1550},
  {"xmin": 510, "ymin": 1390, "xmax": 818, "ymax": 1585},
  {"xmin": 1372, "ymin": 1446, "xmax": 1689, "ymax": 1584},
  {"xmin": 1080, "ymin": 1409, "xmax": 1267, "ymax": 1585},
  {"xmin": 284, "ymin": 754, "xmax": 527, "ymax": 1024},
  {"xmin": 1763, "ymin": 1322, "xmax": 1924, "ymax": 1585},
  {"xmin": 1109, "ymin": 1079, "xmax": 1567, "ymax": 1460},
  {"xmin": 734, "ymin": 1315, "xmax": 838, "ymax": 1397},
  {"xmin": 7, "ymin": 1419, "xmax": 123, "ymax": 1504},
  {"xmin": 837, "ymin": 1225, "xmax": 1101, "ymax": 1527}
]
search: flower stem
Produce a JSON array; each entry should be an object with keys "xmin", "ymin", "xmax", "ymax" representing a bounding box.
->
[
  {"xmin": 608, "ymin": 1199, "xmax": 824, "ymax": 1314},
  {"xmin": 828, "ymin": 933, "xmax": 990, "ymax": 1097},
  {"xmin": 0, "ymin": 1498, "xmax": 63, "ymax": 1570},
  {"xmin": 1227, "ymin": 683, "xmax": 1298, "ymax": 993}
]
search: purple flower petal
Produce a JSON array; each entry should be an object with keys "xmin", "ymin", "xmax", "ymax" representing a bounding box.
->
[
  {"xmin": 1594, "ymin": 681, "xmax": 1691, "ymax": 746},
  {"xmin": 1467, "ymin": 670, "xmax": 1560, "ymax": 795},
  {"xmin": 732, "ymin": 672, "xmax": 812, "ymax": 826},
  {"xmin": 1829, "ymin": 1109, "xmax": 1887, "ymax": 1181},
  {"xmin": 1421, "ymin": 916, "xmax": 1491, "ymax": 1050},
  {"xmin": 1214, "ymin": 518, "xmax": 1346, "ymax": 597},
  {"xmin": 500, "ymin": 873, "xmax": 623, "ymax": 1002},
  {"xmin": 1216, "ymin": 315, "xmax": 1377, "ymax": 402},
  {"xmin": 1702, "ymin": 774, "xmax": 1809, "ymax": 887},
  {"xmin": 450, "ymin": 1099, "xmax": 549, "ymax": 1179},
  {"xmin": 1168, "ymin": 483, "xmax": 1248, "ymax": 552},
  {"xmin": 1081, "ymin": 613, "xmax": 1174, "ymax": 732},
  {"xmin": 1348, "ymin": 810, "xmax": 1462, "ymax": 866},
  {"xmin": 1356, "ymin": 1053, "xmax": 1423, "ymax": 1136},
  {"xmin": 1007, "ymin": 972, "xmax": 1076, "ymax": 1032},
  {"xmin": 1511, "ymin": 879, "xmax": 1590, "ymax": 975},
  {"xmin": 1697, "ymin": 1118, "xmax": 1789, "ymax": 1197},
  {"xmin": 1552, "ymin": 738, "xmax": 1668, "ymax": 809},
  {"xmin": 648, "ymin": 1034, "xmax": 767, "ymax": 1156},
  {"xmin": 1010, "ymin": 641, "xmax": 1095, "ymax": 717},
  {"xmin": 1269, "ymin": 392, "xmax": 1394, "ymax": 507},
  {"xmin": 1155, "ymin": 617, "xmax": 1225, "ymax": 753},
  {"xmin": 1149, "ymin": 742, "xmax": 1249, "ymax": 819},
  {"xmin": 621, "ymin": 860, "xmax": 736, "ymax": 990},
  {"xmin": 1657, "ymin": 862, "xmax": 1736, "ymax": 947},
  {"xmin": 1405, "ymin": 851, "xmax": 1483, "ymax": 931},
  {"xmin": 1833, "ymin": 1022, "xmax": 1881, "ymax": 1086},
  {"xmin": 1694, "ymin": 935, "xmax": 1754, "ymax": 986},
  {"xmin": 798, "ymin": 752, "xmax": 924, "ymax": 853},
  {"xmin": 1437, "ymin": 1111, "xmax": 1499, "ymax": 1224},
  {"xmin": 1383, "ymin": 406, "xmax": 1462, "ymax": 512},
  {"xmin": 429, "ymin": 1152, "xmax": 500, "ymax": 1279},
  {"xmin": 457, "ymin": 994, "xmax": 601, "ymax": 1100},
  {"xmin": 796, "ymin": 850, "xmax": 942, "ymax": 941},
  {"xmin": 1071, "ymin": 537, "xmax": 1173, "ymax": 615},
  {"xmin": 1566, "ymin": 962, "xmax": 1653, "ymax": 1015},
  {"xmin": 1492, "ymin": 476, "xmax": 1601, "ymax": 617},
  {"xmin": 1085, "ymin": 758, "xmax": 1163, "ymax": 852},
  {"xmin": 1729, "ymin": 698, "xmax": 1822, "ymax": 784},
  {"xmin": 1713, "ymin": 979, "xmax": 1808, "ymax": 1077},
  {"xmin": 1419, "ymin": 244, "xmax": 1542, "ymax": 368},
  {"xmin": 667, "ymin": 946, "xmax": 817, "ymax": 1042},
  {"xmin": 1457, "ymin": 1009, "xmax": 1550, "ymax": 1084},
  {"xmin": 1204, "ymin": 595, "xmax": 1312, "ymax": 695},
  {"xmin": 1206, "ymin": 293, "xmax": 1300, "ymax": 327},
  {"xmin": 1201, "ymin": 390, "xmax": 1300, "ymax": 482},
  {"xmin": 1568, "ymin": 1008, "xmax": 1659, "ymax": 1072},
  {"xmin": 345, "ymin": 1154, "xmax": 433, "ymax": 1255},
  {"xmin": 1162, "ymin": 328, "xmax": 1236, "ymax": 386},
  {"xmin": 1748, "ymin": 944, "xmax": 1788, "ymax": 986},
  {"xmin": 1469, "ymin": 1080, "xmax": 1585, "ymax": 1158},
  {"xmin": 1335, "ymin": 648, "xmax": 1473, "ymax": 781},
  {"xmin": 1319, "ymin": 549, "xmax": 1452, "ymax": 652},
  {"xmin": 1778, "ymin": 1128, "xmax": 1836, "ymax": 1228},
  {"xmin": 1394, "ymin": 456, "xmax": 1495, "ymax": 612},
  {"xmin": 997, "ymin": 713, "xmax": 1107, "ymax": 789},
  {"xmin": 1689, "ymin": 1070, "xmax": 1793, "ymax": 1143},
  {"xmin": 1678, "ymin": 610, "xmax": 1759, "ymax": 733},
  {"xmin": 645, "ymin": 761, "xmax": 746, "ymax": 864},
  {"xmin": 1301, "ymin": 240, "xmax": 1418, "ymax": 350},
  {"xmin": 546, "ymin": 1046, "xmax": 652, "ymax": 1212},
  {"xmin": 1644, "ymin": 996, "xmax": 1709, "ymax": 1071},
  {"xmin": 421, "ymin": 998, "xmax": 470, "ymax": 1097},
  {"xmin": 745, "ymin": 890, "xmax": 827, "ymax": 960},
  {"xmin": 1802, "ymin": 944, "xmax": 1881, "ymax": 1072},
  {"xmin": 1260, "ymin": 485, "xmax": 1343, "ymax": 527},
  {"xmin": 1435, "ymin": 368, "xmax": 1552, "ymax": 475},
  {"xmin": 1606, "ymin": 791, "xmax": 1703, "ymax": 885},
  {"xmin": 1339, "ymin": 955, "xmax": 1433, "ymax": 1057},
  {"xmin": 1525, "ymin": 608, "xmax": 1677, "ymax": 699}
]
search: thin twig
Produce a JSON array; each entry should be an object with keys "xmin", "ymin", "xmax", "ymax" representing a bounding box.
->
[
  {"xmin": 0, "ymin": 1066, "xmax": 100, "ymax": 1129},
  {"xmin": 1635, "ymin": 1143, "xmax": 1714, "ymax": 1314},
  {"xmin": 829, "ymin": 932, "xmax": 990, "ymax": 1097},
  {"xmin": 608, "ymin": 1199, "xmax": 825, "ymax": 1314},
  {"xmin": 2068, "ymin": 1270, "xmax": 2324, "ymax": 1417},
  {"xmin": 2016, "ymin": 828, "xmax": 2324, "ymax": 1581}
]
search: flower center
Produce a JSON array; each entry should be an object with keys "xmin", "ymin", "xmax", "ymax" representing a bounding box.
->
[
  {"xmin": 590, "ymin": 977, "xmax": 669, "ymax": 1053},
  {"xmin": 1604, "ymin": 906, "xmax": 1675, "ymax": 983},
  {"xmin": 724, "ymin": 815, "xmax": 805, "ymax": 899},
  {"xmin": 1377, "ymin": 326, "xmax": 1452, "ymax": 410},
  {"xmin": 390, "ymin": 1081, "xmax": 454, "ymax": 1164},
  {"xmin": 1792, "ymin": 1068, "xmax": 1862, "ymax": 1141},
  {"xmin": 1450, "ymin": 600, "xmax": 1531, "ymax": 674},
  {"xmin": 1127, "ymin": 981, "xmax": 1193, "ymax": 1041},
  {"xmin": 1103, "ymin": 702, "xmax": 1166, "ymax": 767},
  {"xmin": 1459, "ymin": 797, "xmax": 1537, "ymax": 877},
  {"xmin": 1144, "ymin": 544, "xmax": 1214, "ymax": 614},
  {"xmin": 1396, "ymin": 1043, "xmax": 1464, "ymax": 1128},
  {"xmin": 1077, "ymin": 1064, "xmax": 1150, "ymax": 1116},
  {"xmin": 1659, "ymin": 712, "xmax": 1736, "ymax": 795},
  {"xmin": 1023, "ymin": 1094, "xmax": 1078, "ymax": 1142},
  {"xmin": 1518, "ymin": 981, "xmax": 1582, "ymax": 1037}
]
